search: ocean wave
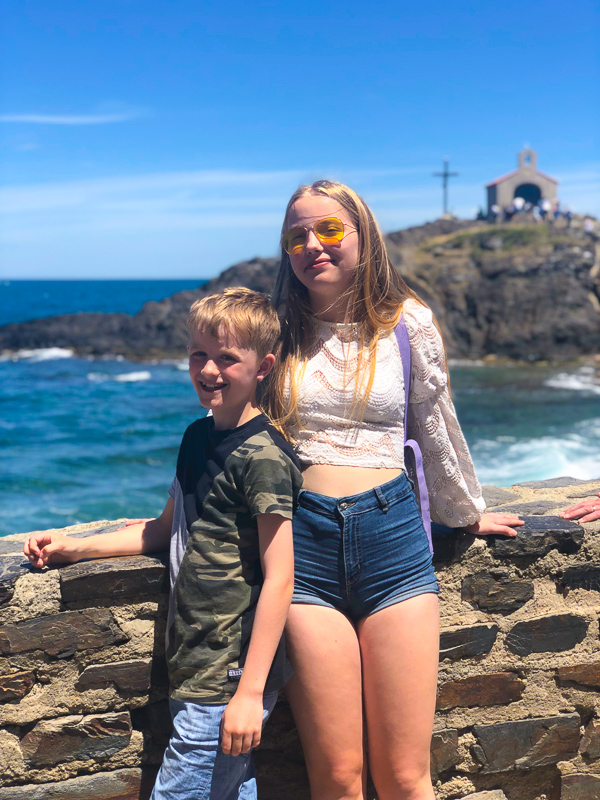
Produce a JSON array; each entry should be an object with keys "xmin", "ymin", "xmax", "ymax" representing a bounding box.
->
[
  {"xmin": 0, "ymin": 347, "xmax": 74, "ymax": 363},
  {"xmin": 115, "ymin": 371, "xmax": 152, "ymax": 382},
  {"xmin": 87, "ymin": 370, "xmax": 152, "ymax": 383},
  {"xmin": 543, "ymin": 366, "xmax": 600, "ymax": 395},
  {"xmin": 472, "ymin": 420, "xmax": 600, "ymax": 486}
]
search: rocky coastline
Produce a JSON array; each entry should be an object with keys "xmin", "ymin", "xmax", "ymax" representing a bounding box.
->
[{"xmin": 1, "ymin": 218, "xmax": 599, "ymax": 364}]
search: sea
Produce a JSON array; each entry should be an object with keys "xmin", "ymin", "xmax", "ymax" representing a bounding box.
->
[{"xmin": 1, "ymin": 280, "xmax": 600, "ymax": 537}]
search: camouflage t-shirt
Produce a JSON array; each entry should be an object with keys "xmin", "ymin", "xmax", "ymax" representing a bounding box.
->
[{"xmin": 167, "ymin": 413, "xmax": 302, "ymax": 704}]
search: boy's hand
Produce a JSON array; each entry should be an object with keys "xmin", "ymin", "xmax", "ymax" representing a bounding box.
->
[
  {"xmin": 24, "ymin": 532, "xmax": 82, "ymax": 568},
  {"xmin": 22, "ymin": 504, "xmax": 172, "ymax": 570},
  {"xmin": 220, "ymin": 691, "xmax": 263, "ymax": 757}
]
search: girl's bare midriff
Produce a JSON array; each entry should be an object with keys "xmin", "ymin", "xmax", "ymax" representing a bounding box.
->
[{"xmin": 301, "ymin": 464, "xmax": 403, "ymax": 497}]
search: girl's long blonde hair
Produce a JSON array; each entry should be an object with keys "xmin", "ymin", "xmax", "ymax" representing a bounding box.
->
[{"xmin": 267, "ymin": 180, "xmax": 425, "ymax": 433}]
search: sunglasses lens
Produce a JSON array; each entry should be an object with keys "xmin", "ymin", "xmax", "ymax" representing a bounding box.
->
[
  {"xmin": 283, "ymin": 218, "xmax": 346, "ymax": 254},
  {"xmin": 314, "ymin": 218, "xmax": 345, "ymax": 243},
  {"xmin": 283, "ymin": 227, "xmax": 307, "ymax": 255}
]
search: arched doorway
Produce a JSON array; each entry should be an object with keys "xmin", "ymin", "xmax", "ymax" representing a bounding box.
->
[{"xmin": 514, "ymin": 183, "xmax": 542, "ymax": 205}]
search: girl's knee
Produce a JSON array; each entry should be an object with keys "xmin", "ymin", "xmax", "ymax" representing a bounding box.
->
[
  {"xmin": 375, "ymin": 763, "xmax": 433, "ymax": 800},
  {"xmin": 310, "ymin": 755, "xmax": 363, "ymax": 799}
]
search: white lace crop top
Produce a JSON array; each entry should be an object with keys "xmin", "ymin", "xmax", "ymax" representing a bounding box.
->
[{"xmin": 285, "ymin": 299, "xmax": 485, "ymax": 527}]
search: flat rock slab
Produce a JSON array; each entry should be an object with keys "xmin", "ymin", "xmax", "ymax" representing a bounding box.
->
[
  {"xmin": 506, "ymin": 613, "xmax": 589, "ymax": 657},
  {"xmin": 462, "ymin": 571, "xmax": 534, "ymax": 615},
  {"xmin": 557, "ymin": 661, "xmax": 600, "ymax": 688},
  {"xmin": 0, "ymin": 557, "xmax": 31, "ymax": 606},
  {"xmin": 492, "ymin": 501, "xmax": 559, "ymax": 515},
  {"xmin": 430, "ymin": 728, "xmax": 458, "ymax": 778},
  {"xmin": 76, "ymin": 659, "xmax": 152, "ymax": 692},
  {"xmin": 437, "ymin": 672, "xmax": 523, "ymax": 710},
  {"xmin": 20, "ymin": 711, "xmax": 132, "ymax": 766},
  {"xmin": 559, "ymin": 563, "xmax": 600, "ymax": 593},
  {"xmin": 492, "ymin": 516, "xmax": 583, "ymax": 558},
  {"xmin": 0, "ymin": 767, "xmax": 144, "ymax": 799},
  {"xmin": 482, "ymin": 486, "xmax": 519, "ymax": 507},
  {"xmin": 0, "ymin": 541, "xmax": 29, "ymax": 556},
  {"xmin": 0, "ymin": 608, "xmax": 128, "ymax": 657},
  {"xmin": 472, "ymin": 712, "xmax": 581, "ymax": 772},
  {"xmin": 59, "ymin": 553, "xmax": 168, "ymax": 603},
  {"xmin": 439, "ymin": 623, "xmax": 498, "ymax": 661},
  {"xmin": 0, "ymin": 670, "xmax": 35, "ymax": 702},
  {"xmin": 463, "ymin": 792, "xmax": 508, "ymax": 800},
  {"xmin": 513, "ymin": 477, "xmax": 589, "ymax": 489},
  {"xmin": 561, "ymin": 772, "xmax": 600, "ymax": 800}
]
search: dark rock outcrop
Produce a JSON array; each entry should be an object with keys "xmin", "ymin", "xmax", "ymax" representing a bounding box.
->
[
  {"xmin": 393, "ymin": 224, "xmax": 600, "ymax": 361},
  {"xmin": 1, "ymin": 222, "xmax": 598, "ymax": 362},
  {"xmin": 0, "ymin": 258, "xmax": 279, "ymax": 359}
]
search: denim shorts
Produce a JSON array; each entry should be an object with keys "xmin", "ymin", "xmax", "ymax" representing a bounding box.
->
[
  {"xmin": 150, "ymin": 693, "xmax": 278, "ymax": 800},
  {"xmin": 292, "ymin": 471, "xmax": 438, "ymax": 621}
]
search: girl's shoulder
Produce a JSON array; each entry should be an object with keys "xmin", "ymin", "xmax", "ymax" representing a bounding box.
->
[
  {"xmin": 398, "ymin": 300, "xmax": 447, "ymax": 393},
  {"xmin": 400, "ymin": 298, "xmax": 435, "ymax": 332}
]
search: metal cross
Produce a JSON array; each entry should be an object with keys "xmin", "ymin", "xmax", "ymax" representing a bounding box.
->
[{"xmin": 433, "ymin": 158, "xmax": 459, "ymax": 215}]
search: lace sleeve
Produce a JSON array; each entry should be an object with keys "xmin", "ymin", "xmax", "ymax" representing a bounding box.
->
[{"xmin": 403, "ymin": 300, "xmax": 486, "ymax": 527}]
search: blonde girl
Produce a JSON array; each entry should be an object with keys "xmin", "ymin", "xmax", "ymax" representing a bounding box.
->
[{"xmin": 267, "ymin": 180, "xmax": 521, "ymax": 800}]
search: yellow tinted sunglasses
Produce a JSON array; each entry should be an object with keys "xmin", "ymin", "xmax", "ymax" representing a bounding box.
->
[{"xmin": 282, "ymin": 217, "xmax": 356, "ymax": 255}]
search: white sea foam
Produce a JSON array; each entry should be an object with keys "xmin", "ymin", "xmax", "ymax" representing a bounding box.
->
[
  {"xmin": 0, "ymin": 347, "xmax": 74, "ymax": 362},
  {"xmin": 473, "ymin": 420, "xmax": 600, "ymax": 486},
  {"xmin": 543, "ymin": 367, "xmax": 600, "ymax": 395},
  {"xmin": 114, "ymin": 370, "xmax": 152, "ymax": 382},
  {"xmin": 87, "ymin": 370, "xmax": 152, "ymax": 383}
]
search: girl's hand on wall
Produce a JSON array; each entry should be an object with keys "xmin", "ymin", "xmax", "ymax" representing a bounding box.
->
[
  {"xmin": 559, "ymin": 492, "xmax": 600, "ymax": 523},
  {"xmin": 464, "ymin": 513, "xmax": 524, "ymax": 537}
]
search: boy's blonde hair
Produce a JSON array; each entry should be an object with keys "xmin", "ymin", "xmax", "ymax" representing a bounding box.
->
[{"xmin": 187, "ymin": 287, "xmax": 280, "ymax": 359}]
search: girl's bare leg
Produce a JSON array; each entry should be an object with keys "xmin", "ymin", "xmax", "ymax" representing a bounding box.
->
[
  {"xmin": 285, "ymin": 604, "xmax": 365, "ymax": 800},
  {"xmin": 358, "ymin": 593, "xmax": 439, "ymax": 800}
]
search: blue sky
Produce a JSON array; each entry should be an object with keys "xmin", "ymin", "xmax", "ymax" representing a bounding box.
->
[{"xmin": 1, "ymin": 0, "xmax": 598, "ymax": 279}]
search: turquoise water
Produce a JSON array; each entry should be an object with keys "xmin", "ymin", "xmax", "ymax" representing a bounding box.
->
[
  {"xmin": 0, "ymin": 279, "xmax": 204, "ymax": 325},
  {"xmin": 1, "ymin": 281, "xmax": 599, "ymax": 536}
]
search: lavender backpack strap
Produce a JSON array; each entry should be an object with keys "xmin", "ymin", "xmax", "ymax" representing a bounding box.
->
[{"xmin": 395, "ymin": 314, "xmax": 433, "ymax": 554}]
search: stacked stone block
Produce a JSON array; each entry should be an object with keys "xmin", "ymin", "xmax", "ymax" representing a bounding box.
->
[{"xmin": 0, "ymin": 476, "xmax": 599, "ymax": 799}]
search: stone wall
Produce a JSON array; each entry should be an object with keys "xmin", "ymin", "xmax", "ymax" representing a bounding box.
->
[{"xmin": 1, "ymin": 477, "xmax": 600, "ymax": 800}]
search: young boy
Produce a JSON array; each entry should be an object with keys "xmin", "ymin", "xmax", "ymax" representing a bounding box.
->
[{"xmin": 24, "ymin": 287, "xmax": 303, "ymax": 800}]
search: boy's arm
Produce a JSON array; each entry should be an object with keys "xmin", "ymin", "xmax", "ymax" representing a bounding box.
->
[
  {"xmin": 220, "ymin": 512, "xmax": 294, "ymax": 757},
  {"xmin": 24, "ymin": 497, "xmax": 174, "ymax": 568}
]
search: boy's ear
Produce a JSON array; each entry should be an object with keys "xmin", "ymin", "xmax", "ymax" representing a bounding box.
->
[{"xmin": 256, "ymin": 353, "xmax": 276, "ymax": 381}]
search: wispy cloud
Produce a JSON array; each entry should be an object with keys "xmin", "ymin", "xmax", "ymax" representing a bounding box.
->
[
  {"xmin": 0, "ymin": 110, "xmax": 144, "ymax": 125},
  {"xmin": 0, "ymin": 165, "xmax": 598, "ymax": 278}
]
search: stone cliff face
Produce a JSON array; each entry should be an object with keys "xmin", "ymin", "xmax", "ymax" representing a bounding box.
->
[
  {"xmin": 391, "ymin": 225, "xmax": 600, "ymax": 361},
  {"xmin": 1, "ymin": 221, "xmax": 598, "ymax": 362}
]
